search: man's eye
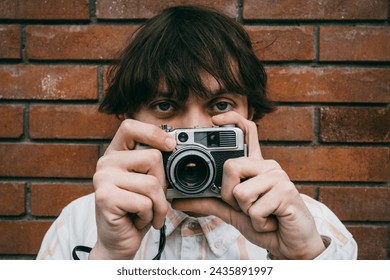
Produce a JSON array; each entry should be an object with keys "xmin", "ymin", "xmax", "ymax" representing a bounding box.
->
[
  {"xmin": 155, "ymin": 102, "xmax": 172, "ymax": 112},
  {"xmin": 214, "ymin": 102, "xmax": 231, "ymax": 112}
]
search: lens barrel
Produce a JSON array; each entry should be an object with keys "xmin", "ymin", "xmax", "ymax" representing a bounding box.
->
[{"xmin": 166, "ymin": 146, "xmax": 215, "ymax": 195}]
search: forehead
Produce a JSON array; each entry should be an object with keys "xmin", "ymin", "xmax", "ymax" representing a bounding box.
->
[
  {"xmin": 158, "ymin": 71, "xmax": 222, "ymax": 96},
  {"xmin": 199, "ymin": 72, "xmax": 221, "ymax": 92}
]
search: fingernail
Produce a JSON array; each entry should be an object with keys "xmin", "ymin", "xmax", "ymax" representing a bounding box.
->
[{"xmin": 165, "ymin": 137, "xmax": 176, "ymax": 149}]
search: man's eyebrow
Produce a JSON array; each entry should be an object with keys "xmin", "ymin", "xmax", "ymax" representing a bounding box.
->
[
  {"xmin": 155, "ymin": 91, "xmax": 173, "ymax": 98},
  {"xmin": 212, "ymin": 88, "xmax": 229, "ymax": 95},
  {"xmin": 211, "ymin": 88, "xmax": 243, "ymax": 97},
  {"xmin": 154, "ymin": 87, "xmax": 235, "ymax": 99}
]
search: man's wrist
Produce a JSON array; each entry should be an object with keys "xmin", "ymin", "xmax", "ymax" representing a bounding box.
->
[
  {"xmin": 267, "ymin": 235, "xmax": 328, "ymax": 260},
  {"xmin": 88, "ymin": 242, "xmax": 135, "ymax": 260}
]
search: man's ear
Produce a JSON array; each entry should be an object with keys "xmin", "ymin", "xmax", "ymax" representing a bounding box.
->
[{"xmin": 117, "ymin": 114, "xmax": 127, "ymax": 121}]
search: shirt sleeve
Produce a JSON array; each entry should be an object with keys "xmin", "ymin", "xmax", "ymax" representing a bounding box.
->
[
  {"xmin": 301, "ymin": 194, "xmax": 358, "ymax": 260},
  {"xmin": 36, "ymin": 194, "xmax": 97, "ymax": 260},
  {"xmin": 36, "ymin": 208, "xmax": 72, "ymax": 259}
]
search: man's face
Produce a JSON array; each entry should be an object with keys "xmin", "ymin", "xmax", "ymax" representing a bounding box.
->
[{"xmin": 132, "ymin": 72, "xmax": 250, "ymax": 128}]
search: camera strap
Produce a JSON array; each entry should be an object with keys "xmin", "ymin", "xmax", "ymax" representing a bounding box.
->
[{"xmin": 72, "ymin": 222, "xmax": 166, "ymax": 260}]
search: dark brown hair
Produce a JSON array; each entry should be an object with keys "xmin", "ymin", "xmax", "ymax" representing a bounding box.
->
[{"xmin": 99, "ymin": 5, "xmax": 275, "ymax": 121}]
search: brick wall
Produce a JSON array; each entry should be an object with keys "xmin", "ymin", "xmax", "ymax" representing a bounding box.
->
[{"xmin": 0, "ymin": 0, "xmax": 389, "ymax": 260}]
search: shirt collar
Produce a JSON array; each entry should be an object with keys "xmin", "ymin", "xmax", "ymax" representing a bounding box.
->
[{"xmin": 162, "ymin": 204, "xmax": 241, "ymax": 257}]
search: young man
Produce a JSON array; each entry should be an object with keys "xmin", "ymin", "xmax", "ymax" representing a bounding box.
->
[{"xmin": 37, "ymin": 5, "xmax": 357, "ymax": 260}]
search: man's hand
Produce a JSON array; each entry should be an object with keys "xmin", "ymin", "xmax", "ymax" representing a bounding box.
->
[
  {"xmin": 172, "ymin": 111, "xmax": 326, "ymax": 259},
  {"xmin": 89, "ymin": 119, "xmax": 176, "ymax": 259}
]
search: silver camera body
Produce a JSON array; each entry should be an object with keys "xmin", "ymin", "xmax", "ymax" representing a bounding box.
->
[{"xmin": 139, "ymin": 125, "xmax": 246, "ymax": 199}]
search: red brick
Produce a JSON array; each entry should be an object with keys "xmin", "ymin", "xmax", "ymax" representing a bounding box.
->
[
  {"xmin": 257, "ymin": 106, "xmax": 314, "ymax": 141},
  {"xmin": 347, "ymin": 226, "xmax": 388, "ymax": 260},
  {"xmin": 320, "ymin": 26, "xmax": 390, "ymax": 61},
  {"xmin": 243, "ymin": 0, "xmax": 387, "ymax": 20},
  {"xmin": 29, "ymin": 105, "xmax": 121, "ymax": 139},
  {"xmin": 267, "ymin": 67, "xmax": 390, "ymax": 103},
  {"xmin": 0, "ymin": 0, "xmax": 89, "ymax": 20},
  {"xmin": 0, "ymin": 65, "xmax": 98, "ymax": 100},
  {"xmin": 0, "ymin": 105, "xmax": 24, "ymax": 138},
  {"xmin": 261, "ymin": 147, "xmax": 389, "ymax": 182},
  {"xmin": 0, "ymin": 182, "xmax": 25, "ymax": 215},
  {"xmin": 320, "ymin": 107, "xmax": 390, "ymax": 143},
  {"xmin": 0, "ymin": 221, "xmax": 52, "ymax": 254},
  {"xmin": 0, "ymin": 25, "xmax": 20, "ymax": 59},
  {"xmin": 26, "ymin": 25, "xmax": 138, "ymax": 60},
  {"xmin": 246, "ymin": 26, "xmax": 313, "ymax": 61},
  {"xmin": 296, "ymin": 185, "xmax": 315, "ymax": 198},
  {"xmin": 31, "ymin": 183, "xmax": 94, "ymax": 216},
  {"xmin": 319, "ymin": 187, "xmax": 390, "ymax": 221},
  {"xmin": 96, "ymin": 0, "xmax": 237, "ymax": 19},
  {"xmin": 0, "ymin": 143, "xmax": 98, "ymax": 178}
]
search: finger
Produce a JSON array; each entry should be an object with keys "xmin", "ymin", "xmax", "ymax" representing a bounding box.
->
[
  {"xmin": 229, "ymin": 166, "xmax": 288, "ymax": 215},
  {"xmin": 172, "ymin": 198, "xmax": 280, "ymax": 251},
  {"xmin": 96, "ymin": 149, "xmax": 166, "ymax": 187},
  {"xmin": 212, "ymin": 112, "xmax": 262, "ymax": 159},
  {"xmin": 244, "ymin": 180, "xmax": 298, "ymax": 233},
  {"xmin": 172, "ymin": 198, "xmax": 251, "ymax": 232},
  {"xmin": 95, "ymin": 185, "xmax": 154, "ymax": 230},
  {"xmin": 247, "ymin": 190, "xmax": 280, "ymax": 232},
  {"xmin": 221, "ymin": 158, "xmax": 282, "ymax": 209},
  {"xmin": 106, "ymin": 119, "xmax": 176, "ymax": 153},
  {"xmin": 220, "ymin": 157, "xmax": 262, "ymax": 209},
  {"xmin": 171, "ymin": 198, "xmax": 275, "ymax": 244},
  {"xmin": 94, "ymin": 169, "xmax": 168, "ymax": 228}
]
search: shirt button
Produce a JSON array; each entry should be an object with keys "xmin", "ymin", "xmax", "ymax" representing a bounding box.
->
[
  {"xmin": 189, "ymin": 222, "xmax": 200, "ymax": 230},
  {"xmin": 214, "ymin": 239, "xmax": 222, "ymax": 249}
]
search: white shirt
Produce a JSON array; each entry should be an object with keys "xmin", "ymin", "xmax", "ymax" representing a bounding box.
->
[{"xmin": 37, "ymin": 193, "xmax": 357, "ymax": 260}]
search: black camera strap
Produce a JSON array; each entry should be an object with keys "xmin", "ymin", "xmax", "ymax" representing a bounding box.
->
[
  {"xmin": 72, "ymin": 245, "xmax": 92, "ymax": 260},
  {"xmin": 72, "ymin": 223, "xmax": 166, "ymax": 260}
]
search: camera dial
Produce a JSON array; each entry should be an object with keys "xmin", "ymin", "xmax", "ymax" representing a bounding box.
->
[{"xmin": 178, "ymin": 132, "xmax": 189, "ymax": 143}]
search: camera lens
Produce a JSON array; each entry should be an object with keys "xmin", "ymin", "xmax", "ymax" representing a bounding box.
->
[
  {"xmin": 167, "ymin": 147, "xmax": 215, "ymax": 195},
  {"xmin": 176, "ymin": 155, "xmax": 209, "ymax": 188},
  {"xmin": 178, "ymin": 132, "xmax": 188, "ymax": 143}
]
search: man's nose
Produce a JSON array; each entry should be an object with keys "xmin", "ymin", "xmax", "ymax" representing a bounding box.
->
[{"xmin": 180, "ymin": 106, "xmax": 213, "ymax": 128}]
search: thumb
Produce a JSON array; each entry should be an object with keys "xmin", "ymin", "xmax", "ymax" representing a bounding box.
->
[
  {"xmin": 172, "ymin": 198, "xmax": 253, "ymax": 234},
  {"xmin": 171, "ymin": 198, "xmax": 279, "ymax": 252}
]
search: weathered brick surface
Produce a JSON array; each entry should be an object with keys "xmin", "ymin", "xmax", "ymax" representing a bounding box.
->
[
  {"xmin": 320, "ymin": 107, "xmax": 390, "ymax": 143},
  {"xmin": 267, "ymin": 67, "xmax": 390, "ymax": 103},
  {"xmin": 0, "ymin": 221, "xmax": 52, "ymax": 254},
  {"xmin": 26, "ymin": 25, "xmax": 139, "ymax": 60},
  {"xmin": 347, "ymin": 226, "xmax": 388, "ymax": 260},
  {"xmin": 31, "ymin": 183, "xmax": 94, "ymax": 216},
  {"xmin": 320, "ymin": 26, "xmax": 390, "ymax": 61},
  {"xmin": 0, "ymin": 105, "xmax": 24, "ymax": 138},
  {"xmin": 243, "ymin": 0, "xmax": 388, "ymax": 20},
  {"xmin": 246, "ymin": 26, "xmax": 313, "ymax": 61},
  {"xmin": 0, "ymin": 0, "xmax": 90, "ymax": 20},
  {"xmin": 258, "ymin": 106, "xmax": 314, "ymax": 141},
  {"xmin": 96, "ymin": 0, "xmax": 237, "ymax": 18},
  {"xmin": 262, "ymin": 147, "xmax": 389, "ymax": 182},
  {"xmin": 319, "ymin": 187, "xmax": 390, "ymax": 221},
  {"xmin": 0, "ymin": 0, "xmax": 389, "ymax": 259},
  {"xmin": 296, "ymin": 185, "xmax": 315, "ymax": 198},
  {"xmin": 0, "ymin": 65, "xmax": 98, "ymax": 100},
  {"xmin": 0, "ymin": 143, "xmax": 98, "ymax": 178},
  {"xmin": 0, "ymin": 25, "xmax": 20, "ymax": 59},
  {"xmin": 0, "ymin": 182, "xmax": 26, "ymax": 216},
  {"xmin": 29, "ymin": 105, "xmax": 121, "ymax": 139}
]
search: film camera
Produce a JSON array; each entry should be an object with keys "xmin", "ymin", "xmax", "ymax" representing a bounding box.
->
[{"xmin": 137, "ymin": 125, "xmax": 247, "ymax": 199}]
